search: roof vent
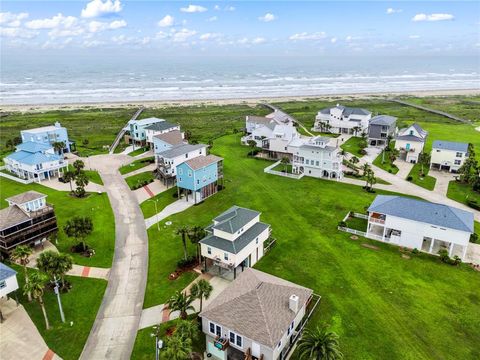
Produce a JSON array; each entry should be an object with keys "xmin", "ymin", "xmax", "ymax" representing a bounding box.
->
[{"xmin": 289, "ymin": 294, "xmax": 299, "ymax": 313}]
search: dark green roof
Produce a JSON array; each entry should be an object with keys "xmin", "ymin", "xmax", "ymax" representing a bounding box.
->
[
  {"xmin": 212, "ymin": 206, "xmax": 261, "ymax": 234},
  {"xmin": 200, "ymin": 222, "xmax": 270, "ymax": 254}
]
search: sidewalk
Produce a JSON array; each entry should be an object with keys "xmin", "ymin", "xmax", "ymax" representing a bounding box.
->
[
  {"xmin": 144, "ymin": 198, "xmax": 194, "ymax": 228},
  {"xmin": 134, "ymin": 179, "xmax": 168, "ymax": 203}
]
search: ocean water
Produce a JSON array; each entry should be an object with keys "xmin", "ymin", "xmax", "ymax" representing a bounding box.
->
[{"xmin": 1, "ymin": 56, "xmax": 479, "ymax": 105}]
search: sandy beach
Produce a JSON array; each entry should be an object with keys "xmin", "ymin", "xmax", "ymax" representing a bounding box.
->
[{"xmin": 1, "ymin": 88, "xmax": 478, "ymax": 113}]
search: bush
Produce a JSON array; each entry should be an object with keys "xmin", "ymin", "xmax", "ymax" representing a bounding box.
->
[
  {"xmin": 388, "ymin": 169, "xmax": 392, "ymax": 173},
  {"xmin": 412, "ymin": 248, "xmax": 419, "ymax": 254},
  {"xmin": 438, "ymin": 249, "xmax": 461, "ymax": 266},
  {"xmin": 338, "ymin": 221, "xmax": 347, "ymax": 228},
  {"xmin": 470, "ymin": 233, "xmax": 478, "ymax": 243},
  {"xmin": 406, "ymin": 175, "xmax": 413, "ymax": 181},
  {"xmin": 176, "ymin": 256, "xmax": 197, "ymax": 269},
  {"xmin": 359, "ymin": 149, "xmax": 367, "ymax": 155},
  {"xmin": 467, "ymin": 199, "xmax": 480, "ymax": 210},
  {"xmin": 359, "ymin": 140, "xmax": 367, "ymax": 149}
]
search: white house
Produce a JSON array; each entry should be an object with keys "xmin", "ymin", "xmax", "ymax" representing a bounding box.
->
[
  {"xmin": 127, "ymin": 117, "xmax": 165, "ymax": 147},
  {"xmin": 200, "ymin": 268, "xmax": 314, "ymax": 360},
  {"xmin": 0, "ymin": 262, "xmax": 18, "ymax": 299},
  {"xmin": 394, "ymin": 123, "xmax": 428, "ymax": 163},
  {"xmin": 287, "ymin": 136, "xmax": 343, "ymax": 179},
  {"xmin": 366, "ymin": 195, "xmax": 474, "ymax": 261},
  {"xmin": 314, "ymin": 104, "xmax": 371, "ymax": 135},
  {"xmin": 155, "ymin": 143, "xmax": 207, "ymax": 186},
  {"xmin": 144, "ymin": 120, "xmax": 181, "ymax": 148},
  {"xmin": 430, "ymin": 140, "xmax": 469, "ymax": 172},
  {"xmin": 199, "ymin": 206, "xmax": 271, "ymax": 279},
  {"xmin": 4, "ymin": 142, "xmax": 68, "ymax": 182}
]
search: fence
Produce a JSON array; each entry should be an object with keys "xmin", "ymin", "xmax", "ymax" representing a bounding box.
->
[
  {"xmin": 0, "ymin": 167, "xmax": 34, "ymax": 184},
  {"xmin": 338, "ymin": 226, "xmax": 384, "ymax": 242},
  {"xmin": 264, "ymin": 161, "xmax": 304, "ymax": 179},
  {"xmin": 264, "ymin": 237, "xmax": 277, "ymax": 253}
]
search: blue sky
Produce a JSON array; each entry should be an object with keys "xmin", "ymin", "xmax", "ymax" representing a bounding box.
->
[{"xmin": 1, "ymin": 1, "xmax": 479, "ymax": 57}]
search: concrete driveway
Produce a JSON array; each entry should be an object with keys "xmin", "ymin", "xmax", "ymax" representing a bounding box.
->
[
  {"xmin": 430, "ymin": 170, "xmax": 456, "ymax": 196},
  {"xmin": 394, "ymin": 160, "xmax": 415, "ymax": 179}
]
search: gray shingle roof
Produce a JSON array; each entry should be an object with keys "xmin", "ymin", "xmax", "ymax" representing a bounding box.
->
[
  {"xmin": 212, "ymin": 206, "xmax": 261, "ymax": 234},
  {"xmin": 0, "ymin": 262, "xmax": 17, "ymax": 282},
  {"xmin": 369, "ymin": 115, "xmax": 397, "ymax": 126},
  {"xmin": 6, "ymin": 191, "xmax": 46, "ymax": 205},
  {"xmin": 396, "ymin": 123, "xmax": 428, "ymax": 142},
  {"xmin": 184, "ymin": 154, "xmax": 223, "ymax": 171},
  {"xmin": 432, "ymin": 140, "xmax": 469, "ymax": 153},
  {"xmin": 0, "ymin": 205, "xmax": 30, "ymax": 231},
  {"xmin": 144, "ymin": 120, "xmax": 178, "ymax": 131},
  {"xmin": 153, "ymin": 130, "xmax": 184, "ymax": 145},
  {"xmin": 200, "ymin": 222, "xmax": 269, "ymax": 254},
  {"xmin": 246, "ymin": 116, "xmax": 272, "ymax": 125},
  {"xmin": 333, "ymin": 105, "xmax": 371, "ymax": 116},
  {"xmin": 368, "ymin": 195, "xmax": 474, "ymax": 233},
  {"xmin": 157, "ymin": 143, "xmax": 207, "ymax": 159},
  {"xmin": 200, "ymin": 268, "xmax": 313, "ymax": 349}
]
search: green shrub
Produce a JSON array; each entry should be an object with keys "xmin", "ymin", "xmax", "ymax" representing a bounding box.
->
[
  {"xmin": 338, "ymin": 221, "xmax": 347, "ymax": 228},
  {"xmin": 407, "ymin": 176, "xmax": 413, "ymax": 181},
  {"xmin": 470, "ymin": 233, "xmax": 479, "ymax": 243},
  {"xmin": 467, "ymin": 199, "xmax": 480, "ymax": 210}
]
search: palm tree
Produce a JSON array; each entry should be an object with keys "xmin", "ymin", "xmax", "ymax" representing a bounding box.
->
[
  {"xmin": 52, "ymin": 141, "xmax": 66, "ymax": 155},
  {"xmin": 167, "ymin": 291, "xmax": 195, "ymax": 320},
  {"xmin": 389, "ymin": 148, "xmax": 400, "ymax": 164},
  {"xmin": 188, "ymin": 226, "xmax": 205, "ymax": 264},
  {"xmin": 74, "ymin": 172, "xmax": 89, "ymax": 198},
  {"xmin": 297, "ymin": 325, "xmax": 343, "ymax": 360},
  {"xmin": 176, "ymin": 226, "xmax": 190, "ymax": 261},
  {"xmin": 190, "ymin": 279, "xmax": 213, "ymax": 313},
  {"xmin": 175, "ymin": 319, "xmax": 199, "ymax": 341},
  {"xmin": 247, "ymin": 140, "xmax": 257, "ymax": 156},
  {"xmin": 36, "ymin": 250, "xmax": 73, "ymax": 290},
  {"xmin": 350, "ymin": 156, "xmax": 359, "ymax": 166},
  {"xmin": 419, "ymin": 152, "xmax": 431, "ymax": 176},
  {"xmin": 365, "ymin": 169, "xmax": 377, "ymax": 191},
  {"xmin": 281, "ymin": 156, "xmax": 290, "ymax": 173},
  {"xmin": 163, "ymin": 333, "xmax": 192, "ymax": 360},
  {"xmin": 72, "ymin": 160, "xmax": 85, "ymax": 175},
  {"xmin": 24, "ymin": 272, "xmax": 50, "ymax": 330},
  {"xmin": 352, "ymin": 126, "xmax": 361, "ymax": 137},
  {"xmin": 11, "ymin": 245, "xmax": 33, "ymax": 301},
  {"xmin": 362, "ymin": 163, "xmax": 371, "ymax": 177},
  {"xmin": 63, "ymin": 170, "xmax": 75, "ymax": 192},
  {"xmin": 63, "ymin": 216, "xmax": 94, "ymax": 252}
]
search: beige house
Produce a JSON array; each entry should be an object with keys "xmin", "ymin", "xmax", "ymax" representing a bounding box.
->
[{"xmin": 430, "ymin": 140, "xmax": 469, "ymax": 172}]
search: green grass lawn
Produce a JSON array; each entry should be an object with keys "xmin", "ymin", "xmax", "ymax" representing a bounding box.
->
[
  {"xmin": 140, "ymin": 187, "xmax": 178, "ymax": 219},
  {"xmin": 131, "ymin": 315, "xmax": 205, "ymax": 360},
  {"xmin": 0, "ymin": 178, "xmax": 115, "ymax": 267},
  {"xmin": 447, "ymin": 181, "xmax": 480, "ymax": 207},
  {"xmin": 125, "ymin": 171, "xmax": 155, "ymax": 190},
  {"xmin": 340, "ymin": 137, "xmax": 366, "ymax": 158},
  {"xmin": 113, "ymin": 141, "xmax": 130, "ymax": 154},
  {"xmin": 406, "ymin": 162, "xmax": 436, "ymax": 191},
  {"xmin": 67, "ymin": 165, "xmax": 103, "ymax": 185},
  {"xmin": 373, "ymin": 151, "xmax": 399, "ymax": 174},
  {"xmin": 144, "ymin": 133, "xmax": 480, "ymax": 359},
  {"xmin": 11, "ymin": 265, "xmax": 106, "ymax": 360},
  {"xmin": 119, "ymin": 156, "xmax": 155, "ymax": 175},
  {"xmin": 344, "ymin": 173, "xmax": 390, "ymax": 185},
  {"xmin": 345, "ymin": 216, "xmax": 368, "ymax": 232},
  {"xmin": 271, "ymin": 163, "xmax": 293, "ymax": 173},
  {"xmin": 128, "ymin": 147, "xmax": 149, "ymax": 157}
]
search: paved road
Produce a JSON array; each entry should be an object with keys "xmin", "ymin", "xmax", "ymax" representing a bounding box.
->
[{"xmin": 80, "ymin": 154, "xmax": 149, "ymax": 360}]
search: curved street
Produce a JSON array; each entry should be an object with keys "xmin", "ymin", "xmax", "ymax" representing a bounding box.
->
[{"xmin": 80, "ymin": 154, "xmax": 149, "ymax": 360}]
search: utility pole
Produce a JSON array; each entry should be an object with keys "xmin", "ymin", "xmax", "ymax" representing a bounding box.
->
[{"xmin": 53, "ymin": 276, "xmax": 65, "ymax": 323}]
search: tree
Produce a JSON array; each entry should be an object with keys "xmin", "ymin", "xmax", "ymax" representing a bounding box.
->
[
  {"xmin": 350, "ymin": 156, "xmax": 359, "ymax": 166},
  {"xmin": 184, "ymin": 130, "xmax": 192, "ymax": 141},
  {"xmin": 281, "ymin": 156, "xmax": 290, "ymax": 173},
  {"xmin": 389, "ymin": 148, "xmax": 400, "ymax": 164},
  {"xmin": 176, "ymin": 226, "xmax": 190, "ymax": 261},
  {"xmin": 419, "ymin": 152, "xmax": 431, "ymax": 176},
  {"xmin": 12, "ymin": 136, "xmax": 22, "ymax": 146},
  {"xmin": 364, "ymin": 168, "xmax": 376, "ymax": 191},
  {"xmin": 82, "ymin": 139, "xmax": 89, "ymax": 146},
  {"xmin": 11, "ymin": 245, "xmax": 33, "ymax": 301},
  {"xmin": 74, "ymin": 172, "xmax": 89, "ymax": 198},
  {"xmin": 6, "ymin": 139, "xmax": 13, "ymax": 151},
  {"xmin": 52, "ymin": 141, "xmax": 66, "ymax": 155},
  {"xmin": 167, "ymin": 291, "xmax": 195, "ymax": 320},
  {"xmin": 36, "ymin": 250, "xmax": 73, "ymax": 290},
  {"xmin": 190, "ymin": 279, "xmax": 213, "ymax": 313},
  {"xmin": 362, "ymin": 163, "xmax": 371, "ymax": 177},
  {"xmin": 63, "ymin": 170, "xmax": 75, "ymax": 192},
  {"xmin": 175, "ymin": 319, "xmax": 199, "ymax": 341},
  {"xmin": 352, "ymin": 126, "xmax": 362, "ymax": 137},
  {"xmin": 247, "ymin": 140, "xmax": 257, "ymax": 156},
  {"xmin": 72, "ymin": 160, "xmax": 85, "ymax": 175},
  {"xmin": 24, "ymin": 272, "xmax": 50, "ymax": 330},
  {"xmin": 297, "ymin": 325, "xmax": 343, "ymax": 360},
  {"xmin": 63, "ymin": 216, "xmax": 94, "ymax": 252},
  {"xmin": 386, "ymin": 134, "xmax": 393, "ymax": 148},
  {"xmin": 162, "ymin": 333, "xmax": 192, "ymax": 360},
  {"xmin": 188, "ymin": 226, "xmax": 205, "ymax": 264}
]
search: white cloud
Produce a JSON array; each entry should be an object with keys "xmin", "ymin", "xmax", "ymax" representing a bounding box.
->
[
  {"xmin": 83, "ymin": 39, "xmax": 105, "ymax": 48},
  {"xmin": 214, "ymin": 5, "xmax": 221, "ymax": 11},
  {"xmin": 225, "ymin": 6, "xmax": 235, "ymax": 12},
  {"xmin": 158, "ymin": 15, "xmax": 174, "ymax": 27},
  {"xmin": 207, "ymin": 16, "xmax": 217, "ymax": 22},
  {"xmin": 412, "ymin": 13, "xmax": 454, "ymax": 22},
  {"xmin": 258, "ymin": 13, "xmax": 276, "ymax": 22},
  {"xmin": 237, "ymin": 37, "xmax": 248, "ymax": 44},
  {"xmin": 251, "ymin": 37, "xmax": 266, "ymax": 44},
  {"xmin": 345, "ymin": 35, "xmax": 361, "ymax": 42},
  {"xmin": 409, "ymin": 35, "xmax": 421, "ymax": 39},
  {"xmin": 0, "ymin": 26, "xmax": 38, "ymax": 39},
  {"xmin": 25, "ymin": 13, "xmax": 78, "ymax": 30},
  {"xmin": 111, "ymin": 34, "xmax": 150, "ymax": 45},
  {"xmin": 180, "ymin": 5, "xmax": 207, "ymax": 13},
  {"xmin": 199, "ymin": 32, "xmax": 220, "ymax": 41},
  {"xmin": 172, "ymin": 28, "xmax": 197, "ymax": 42},
  {"xmin": 330, "ymin": 37, "xmax": 337, "ymax": 44},
  {"xmin": 386, "ymin": 8, "xmax": 402, "ymax": 14},
  {"xmin": 81, "ymin": 0, "xmax": 123, "ymax": 18},
  {"xmin": 48, "ymin": 27, "xmax": 84, "ymax": 38},
  {"xmin": 289, "ymin": 32, "xmax": 326, "ymax": 41},
  {"xmin": 0, "ymin": 12, "xmax": 29, "ymax": 27},
  {"xmin": 88, "ymin": 19, "xmax": 126, "ymax": 32},
  {"xmin": 42, "ymin": 37, "xmax": 73, "ymax": 49},
  {"xmin": 109, "ymin": 19, "xmax": 126, "ymax": 29}
]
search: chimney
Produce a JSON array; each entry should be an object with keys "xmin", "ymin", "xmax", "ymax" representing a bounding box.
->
[{"xmin": 289, "ymin": 294, "xmax": 299, "ymax": 313}]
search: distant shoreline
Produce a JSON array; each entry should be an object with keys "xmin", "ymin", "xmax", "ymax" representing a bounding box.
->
[{"xmin": 1, "ymin": 88, "xmax": 478, "ymax": 113}]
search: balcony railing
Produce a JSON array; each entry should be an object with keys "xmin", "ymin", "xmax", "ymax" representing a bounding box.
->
[{"xmin": 369, "ymin": 217, "xmax": 385, "ymax": 225}]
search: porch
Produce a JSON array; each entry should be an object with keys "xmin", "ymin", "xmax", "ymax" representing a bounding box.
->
[{"xmin": 421, "ymin": 236, "xmax": 467, "ymax": 260}]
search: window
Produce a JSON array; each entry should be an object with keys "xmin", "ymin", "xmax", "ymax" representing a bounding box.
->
[
  {"xmin": 188, "ymin": 171, "xmax": 192, "ymax": 177},
  {"xmin": 316, "ymin": 161, "xmax": 319, "ymax": 166},
  {"xmin": 224, "ymin": 252, "xmax": 228, "ymax": 261},
  {"xmin": 207, "ymin": 247, "xmax": 212, "ymax": 255},
  {"xmin": 209, "ymin": 322, "xmax": 221, "ymax": 336},
  {"xmin": 229, "ymin": 331, "xmax": 243, "ymax": 348},
  {"xmin": 277, "ymin": 340, "xmax": 282, "ymax": 349},
  {"xmin": 454, "ymin": 160, "xmax": 461, "ymax": 165},
  {"xmin": 197, "ymin": 180, "xmax": 200, "ymax": 185},
  {"xmin": 456, "ymin": 152, "xmax": 463, "ymax": 158},
  {"xmin": 178, "ymin": 168, "xmax": 183, "ymax": 175},
  {"xmin": 0, "ymin": 281, "xmax": 5, "ymax": 289},
  {"xmin": 287, "ymin": 321, "xmax": 295, "ymax": 336},
  {"xmin": 256, "ymin": 238, "xmax": 259, "ymax": 244}
]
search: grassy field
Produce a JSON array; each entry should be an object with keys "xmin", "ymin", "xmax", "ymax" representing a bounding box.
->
[
  {"xmin": 406, "ymin": 162, "xmax": 436, "ymax": 191},
  {"xmin": 119, "ymin": 156, "xmax": 154, "ymax": 175},
  {"xmin": 140, "ymin": 187, "xmax": 178, "ymax": 219},
  {"xmin": 447, "ymin": 181, "xmax": 480, "ymax": 206},
  {"xmin": 67, "ymin": 165, "xmax": 103, "ymax": 185},
  {"xmin": 143, "ymin": 133, "xmax": 480, "ymax": 359},
  {"xmin": 0, "ymin": 178, "xmax": 115, "ymax": 267},
  {"xmin": 125, "ymin": 171, "xmax": 155, "ymax": 190},
  {"xmin": 11, "ymin": 265, "xmax": 107, "ymax": 360},
  {"xmin": 340, "ymin": 137, "xmax": 365, "ymax": 158},
  {"xmin": 128, "ymin": 147, "xmax": 149, "ymax": 157},
  {"xmin": 373, "ymin": 151, "xmax": 399, "ymax": 174},
  {"xmin": 0, "ymin": 108, "xmax": 136, "ymax": 158}
]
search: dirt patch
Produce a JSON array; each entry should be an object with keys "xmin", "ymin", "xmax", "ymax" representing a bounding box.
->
[
  {"xmin": 350, "ymin": 235, "xmax": 359, "ymax": 240},
  {"xmin": 402, "ymin": 254, "xmax": 411, "ymax": 260},
  {"xmin": 362, "ymin": 243, "xmax": 380, "ymax": 250}
]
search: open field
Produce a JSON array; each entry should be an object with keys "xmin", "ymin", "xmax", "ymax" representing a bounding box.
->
[
  {"xmin": 340, "ymin": 137, "xmax": 365, "ymax": 158},
  {"xmin": 407, "ymin": 162, "xmax": 436, "ymax": 191},
  {"xmin": 143, "ymin": 133, "xmax": 480, "ymax": 359},
  {"xmin": 0, "ymin": 178, "xmax": 115, "ymax": 267},
  {"xmin": 11, "ymin": 265, "xmax": 107, "ymax": 360},
  {"xmin": 447, "ymin": 181, "xmax": 480, "ymax": 207},
  {"xmin": 140, "ymin": 187, "xmax": 177, "ymax": 219}
]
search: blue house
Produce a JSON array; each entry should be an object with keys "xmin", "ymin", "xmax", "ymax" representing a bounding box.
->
[
  {"xmin": 176, "ymin": 155, "xmax": 224, "ymax": 204},
  {"xmin": 20, "ymin": 122, "xmax": 72, "ymax": 153}
]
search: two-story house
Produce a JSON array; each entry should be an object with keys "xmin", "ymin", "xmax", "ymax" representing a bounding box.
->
[
  {"xmin": 127, "ymin": 117, "xmax": 165, "ymax": 148},
  {"xmin": 4, "ymin": 142, "xmax": 68, "ymax": 182},
  {"xmin": 0, "ymin": 191, "xmax": 58, "ymax": 256},
  {"xmin": 314, "ymin": 104, "xmax": 371, "ymax": 135},
  {"xmin": 155, "ymin": 143, "xmax": 207, "ymax": 186},
  {"xmin": 367, "ymin": 115, "xmax": 397, "ymax": 146},
  {"xmin": 144, "ymin": 120, "xmax": 181, "ymax": 148},
  {"xmin": 394, "ymin": 123, "xmax": 428, "ymax": 163},
  {"xmin": 199, "ymin": 206, "xmax": 271, "ymax": 279},
  {"xmin": 366, "ymin": 195, "xmax": 473, "ymax": 261},
  {"xmin": 176, "ymin": 155, "xmax": 224, "ymax": 204},
  {"xmin": 430, "ymin": 140, "xmax": 469, "ymax": 172},
  {"xmin": 152, "ymin": 130, "xmax": 185, "ymax": 153},
  {"xmin": 20, "ymin": 122, "xmax": 72, "ymax": 153},
  {"xmin": 200, "ymin": 268, "xmax": 314, "ymax": 360},
  {"xmin": 288, "ymin": 136, "xmax": 343, "ymax": 180}
]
